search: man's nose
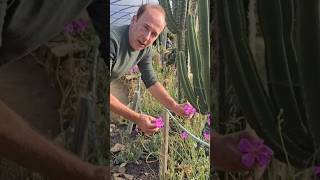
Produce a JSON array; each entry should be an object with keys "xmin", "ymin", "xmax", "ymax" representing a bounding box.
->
[{"xmin": 142, "ymin": 31, "xmax": 151, "ymax": 42}]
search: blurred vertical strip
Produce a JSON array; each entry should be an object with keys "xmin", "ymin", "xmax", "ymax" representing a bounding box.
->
[{"xmin": 87, "ymin": 0, "xmax": 110, "ymax": 175}]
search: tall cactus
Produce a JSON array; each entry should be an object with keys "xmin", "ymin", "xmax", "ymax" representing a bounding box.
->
[
  {"xmin": 156, "ymin": 27, "xmax": 168, "ymax": 52},
  {"xmin": 159, "ymin": 0, "xmax": 188, "ymax": 52},
  {"xmin": 176, "ymin": 0, "xmax": 210, "ymax": 114},
  {"xmin": 215, "ymin": 0, "xmax": 320, "ymax": 168}
]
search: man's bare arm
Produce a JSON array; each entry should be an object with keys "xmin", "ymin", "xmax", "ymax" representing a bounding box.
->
[
  {"xmin": 147, "ymin": 82, "xmax": 178, "ymax": 110},
  {"xmin": 110, "ymin": 93, "xmax": 158, "ymax": 134},
  {"xmin": 147, "ymin": 82, "xmax": 191, "ymax": 117},
  {"xmin": 0, "ymin": 100, "xmax": 107, "ymax": 180},
  {"xmin": 110, "ymin": 93, "xmax": 140, "ymax": 122}
]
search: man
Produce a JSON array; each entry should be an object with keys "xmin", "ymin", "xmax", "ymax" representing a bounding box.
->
[
  {"xmin": 0, "ymin": 0, "xmax": 108, "ymax": 179},
  {"xmin": 110, "ymin": 4, "xmax": 190, "ymax": 135},
  {"xmin": 110, "ymin": 3, "xmax": 266, "ymax": 176}
]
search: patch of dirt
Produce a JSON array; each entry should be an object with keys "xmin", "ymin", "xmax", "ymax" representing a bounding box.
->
[
  {"xmin": 110, "ymin": 126, "xmax": 159, "ymax": 180},
  {"xmin": 125, "ymin": 161, "xmax": 159, "ymax": 180},
  {"xmin": 110, "ymin": 79, "xmax": 159, "ymax": 180}
]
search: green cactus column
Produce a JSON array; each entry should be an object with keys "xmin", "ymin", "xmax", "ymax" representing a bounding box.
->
[
  {"xmin": 159, "ymin": 0, "xmax": 188, "ymax": 52},
  {"xmin": 215, "ymin": 0, "xmax": 320, "ymax": 168},
  {"xmin": 176, "ymin": 0, "xmax": 210, "ymax": 114},
  {"xmin": 295, "ymin": 0, "xmax": 320, "ymax": 160}
]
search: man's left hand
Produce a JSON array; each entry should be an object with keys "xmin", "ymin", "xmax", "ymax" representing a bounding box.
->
[{"xmin": 172, "ymin": 102, "xmax": 194, "ymax": 118}]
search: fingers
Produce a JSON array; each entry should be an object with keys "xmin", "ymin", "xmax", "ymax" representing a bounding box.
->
[
  {"xmin": 254, "ymin": 164, "xmax": 267, "ymax": 179},
  {"xmin": 243, "ymin": 165, "xmax": 266, "ymax": 180},
  {"xmin": 239, "ymin": 128, "xmax": 260, "ymax": 142},
  {"xmin": 144, "ymin": 129, "xmax": 158, "ymax": 135},
  {"xmin": 138, "ymin": 125, "xmax": 158, "ymax": 135},
  {"xmin": 146, "ymin": 116, "xmax": 158, "ymax": 129},
  {"xmin": 137, "ymin": 114, "xmax": 159, "ymax": 135},
  {"xmin": 141, "ymin": 126, "xmax": 159, "ymax": 135}
]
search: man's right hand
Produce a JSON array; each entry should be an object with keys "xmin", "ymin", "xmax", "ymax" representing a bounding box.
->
[{"xmin": 135, "ymin": 114, "xmax": 159, "ymax": 135}]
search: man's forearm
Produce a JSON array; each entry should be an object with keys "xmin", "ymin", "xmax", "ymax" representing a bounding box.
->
[
  {"xmin": 110, "ymin": 93, "xmax": 140, "ymax": 123},
  {"xmin": 0, "ymin": 100, "xmax": 96, "ymax": 179},
  {"xmin": 147, "ymin": 82, "xmax": 178, "ymax": 110}
]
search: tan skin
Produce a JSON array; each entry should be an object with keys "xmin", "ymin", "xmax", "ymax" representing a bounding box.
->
[
  {"xmin": 213, "ymin": 130, "xmax": 266, "ymax": 175},
  {"xmin": 0, "ymin": 100, "xmax": 108, "ymax": 180},
  {"xmin": 111, "ymin": 6, "xmax": 267, "ymax": 176}
]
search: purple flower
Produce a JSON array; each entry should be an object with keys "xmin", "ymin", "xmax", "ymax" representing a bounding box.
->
[
  {"xmin": 314, "ymin": 166, "xmax": 320, "ymax": 176},
  {"xmin": 74, "ymin": 19, "xmax": 88, "ymax": 32},
  {"xmin": 64, "ymin": 19, "xmax": 88, "ymax": 35},
  {"xmin": 238, "ymin": 138, "xmax": 273, "ymax": 168},
  {"xmin": 183, "ymin": 104, "xmax": 196, "ymax": 117},
  {"xmin": 207, "ymin": 113, "xmax": 211, "ymax": 126},
  {"xmin": 180, "ymin": 131, "xmax": 189, "ymax": 140},
  {"xmin": 203, "ymin": 131, "xmax": 210, "ymax": 141},
  {"xmin": 128, "ymin": 65, "xmax": 139, "ymax": 74},
  {"xmin": 64, "ymin": 24, "xmax": 74, "ymax": 34},
  {"xmin": 154, "ymin": 117, "xmax": 164, "ymax": 128}
]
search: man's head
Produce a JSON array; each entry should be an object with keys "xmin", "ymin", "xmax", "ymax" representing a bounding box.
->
[{"xmin": 129, "ymin": 4, "xmax": 166, "ymax": 51}]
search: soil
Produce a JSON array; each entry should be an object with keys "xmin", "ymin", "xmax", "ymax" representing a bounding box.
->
[{"xmin": 110, "ymin": 79, "xmax": 159, "ymax": 180}]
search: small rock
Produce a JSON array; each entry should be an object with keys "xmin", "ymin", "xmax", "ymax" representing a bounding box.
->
[
  {"xmin": 120, "ymin": 162, "xmax": 127, "ymax": 167},
  {"xmin": 118, "ymin": 166, "xmax": 126, "ymax": 173},
  {"xmin": 123, "ymin": 173, "xmax": 134, "ymax": 180},
  {"xmin": 113, "ymin": 173, "xmax": 134, "ymax": 180},
  {"xmin": 110, "ymin": 124, "xmax": 116, "ymax": 132},
  {"xmin": 113, "ymin": 173, "xmax": 125, "ymax": 180},
  {"xmin": 111, "ymin": 143, "xmax": 125, "ymax": 153}
]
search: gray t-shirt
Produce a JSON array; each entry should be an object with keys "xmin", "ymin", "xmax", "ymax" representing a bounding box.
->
[{"xmin": 110, "ymin": 25, "xmax": 157, "ymax": 88}]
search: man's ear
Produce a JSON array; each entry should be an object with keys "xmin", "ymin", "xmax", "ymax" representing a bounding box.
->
[{"xmin": 131, "ymin": 15, "xmax": 137, "ymax": 24}]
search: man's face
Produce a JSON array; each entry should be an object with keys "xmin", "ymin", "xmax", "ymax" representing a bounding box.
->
[{"xmin": 129, "ymin": 8, "xmax": 166, "ymax": 51}]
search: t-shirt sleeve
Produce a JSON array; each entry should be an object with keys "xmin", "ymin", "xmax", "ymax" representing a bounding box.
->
[
  {"xmin": 86, "ymin": 0, "xmax": 107, "ymax": 60},
  {"xmin": 0, "ymin": 1, "xmax": 8, "ymax": 47},
  {"xmin": 110, "ymin": 32, "xmax": 118, "ymax": 76},
  {"xmin": 137, "ymin": 49, "xmax": 158, "ymax": 88}
]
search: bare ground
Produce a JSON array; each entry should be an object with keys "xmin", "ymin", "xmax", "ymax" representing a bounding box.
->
[{"xmin": 110, "ymin": 79, "xmax": 159, "ymax": 180}]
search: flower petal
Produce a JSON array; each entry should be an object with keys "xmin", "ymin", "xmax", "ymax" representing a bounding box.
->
[
  {"xmin": 256, "ymin": 153, "xmax": 271, "ymax": 167},
  {"xmin": 242, "ymin": 153, "xmax": 255, "ymax": 168},
  {"xmin": 183, "ymin": 104, "xmax": 196, "ymax": 117},
  {"xmin": 207, "ymin": 114, "xmax": 211, "ymax": 126},
  {"xmin": 259, "ymin": 145, "xmax": 274, "ymax": 156},
  {"xmin": 180, "ymin": 131, "xmax": 189, "ymax": 139},
  {"xmin": 314, "ymin": 166, "xmax": 320, "ymax": 175},
  {"xmin": 238, "ymin": 138, "xmax": 254, "ymax": 153},
  {"xmin": 154, "ymin": 117, "xmax": 164, "ymax": 128},
  {"xmin": 203, "ymin": 131, "xmax": 210, "ymax": 141}
]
